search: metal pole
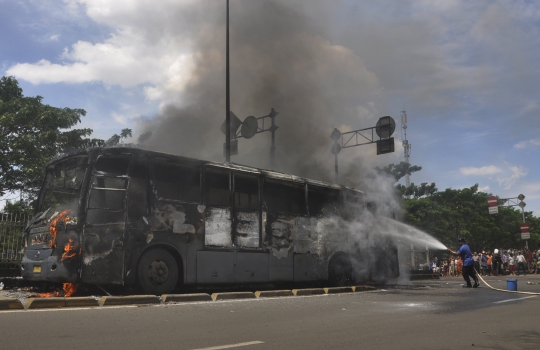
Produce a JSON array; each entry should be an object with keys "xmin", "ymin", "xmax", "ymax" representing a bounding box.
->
[
  {"xmin": 522, "ymin": 206, "xmax": 528, "ymax": 249},
  {"xmin": 270, "ymin": 108, "xmax": 276, "ymax": 170},
  {"xmin": 411, "ymin": 244, "xmax": 414, "ymax": 270},
  {"xmin": 334, "ymin": 153, "xmax": 338, "ymax": 184},
  {"xmin": 225, "ymin": 0, "xmax": 231, "ymax": 163}
]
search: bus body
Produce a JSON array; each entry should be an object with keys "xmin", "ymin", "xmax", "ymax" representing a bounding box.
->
[{"xmin": 21, "ymin": 147, "xmax": 398, "ymax": 294}]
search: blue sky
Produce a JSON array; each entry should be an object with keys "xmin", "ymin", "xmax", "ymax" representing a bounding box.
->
[{"xmin": 2, "ymin": 0, "xmax": 540, "ymax": 217}]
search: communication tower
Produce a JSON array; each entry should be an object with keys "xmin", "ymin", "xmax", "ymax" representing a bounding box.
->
[{"xmin": 401, "ymin": 110, "xmax": 411, "ymax": 187}]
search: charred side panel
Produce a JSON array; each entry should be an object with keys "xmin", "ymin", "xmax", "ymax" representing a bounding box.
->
[
  {"xmin": 234, "ymin": 211, "xmax": 259, "ymax": 248},
  {"xmin": 205, "ymin": 207, "xmax": 232, "ymax": 247},
  {"xmin": 81, "ymin": 223, "xmax": 124, "ymax": 284}
]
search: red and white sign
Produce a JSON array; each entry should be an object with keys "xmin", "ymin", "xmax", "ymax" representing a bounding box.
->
[
  {"xmin": 520, "ymin": 223, "xmax": 530, "ymax": 233},
  {"xmin": 487, "ymin": 196, "xmax": 498, "ymax": 207}
]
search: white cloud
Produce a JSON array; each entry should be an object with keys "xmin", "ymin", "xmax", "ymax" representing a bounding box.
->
[
  {"xmin": 459, "ymin": 165, "xmax": 502, "ymax": 176},
  {"xmin": 497, "ymin": 166, "xmax": 527, "ymax": 190},
  {"xmin": 7, "ymin": 0, "xmax": 198, "ymax": 99},
  {"xmin": 111, "ymin": 112, "xmax": 140, "ymax": 125},
  {"xmin": 514, "ymin": 139, "xmax": 540, "ymax": 149},
  {"xmin": 477, "ymin": 185, "xmax": 490, "ymax": 192}
]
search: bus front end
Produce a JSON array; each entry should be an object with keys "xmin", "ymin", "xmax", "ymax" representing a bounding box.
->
[{"xmin": 21, "ymin": 155, "xmax": 88, "ymax": 283}]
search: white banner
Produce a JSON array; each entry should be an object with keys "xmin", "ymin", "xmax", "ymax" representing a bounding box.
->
[{"xmin": 489, "ymin": 206, "xmax": 498, "ymax": 214}]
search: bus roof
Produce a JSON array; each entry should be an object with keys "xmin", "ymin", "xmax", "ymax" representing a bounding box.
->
[{"xmin": 49, "ymin": 146, "xmax": 364, "ymax": 195}]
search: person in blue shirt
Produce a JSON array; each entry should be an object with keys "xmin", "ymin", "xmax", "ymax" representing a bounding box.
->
[{"xmin": 448, "ymin": 238, "xmax": 479, "ymax": 288}]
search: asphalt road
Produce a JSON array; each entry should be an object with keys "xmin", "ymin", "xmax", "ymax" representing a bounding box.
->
[{"xmin": 2, "ymin": 275, "xmax": 539, "ymax": 350}]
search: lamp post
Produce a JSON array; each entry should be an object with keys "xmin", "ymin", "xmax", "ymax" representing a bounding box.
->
[{"xmin": 225, "ymin": 0, "xmax": 231, "ymax": 163}]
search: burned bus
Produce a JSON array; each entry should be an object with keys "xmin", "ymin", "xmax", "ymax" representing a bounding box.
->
[{"xmin": 21, "ymin": 147, "xmax": 398, "ymax": 294}]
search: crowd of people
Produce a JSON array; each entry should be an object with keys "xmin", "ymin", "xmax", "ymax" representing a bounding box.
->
[{"xmin": 430, "ymin": 247, "xmax": 540, "ymax": 277}]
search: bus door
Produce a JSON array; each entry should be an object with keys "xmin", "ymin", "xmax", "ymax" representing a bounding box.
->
[
  {"xmin": 232, "ymin": 173, "xmax": 267, "ymax": 283},
  {"xmin": 263, "ymin": 179, "xmax": 309, "ymax": 282},
  {"xmin": 81, "ymin": 153, "xmax": 131, "ymax": 285},
  {"xmin": 198, "ymin": 167, "xmax": 234, "ymax": 283}
]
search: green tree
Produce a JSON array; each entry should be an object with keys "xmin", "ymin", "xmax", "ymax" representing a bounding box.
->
[
  {"xmin": 0, "ymin": 76, "xmax": 94, "ymax": 198},
  {"xmin": 376, "ymin": 161, "xmax": 422, "ymax": 182},
  {"xmin": 104, "ymin": 128, "xmax": 133, "ymax": 146},
  {"xmin": 376, "ymin": 162, "xmax": 437, "ymax": 198},
  {"xmin": 403, "ymin": 184, "xmax": 539, "ymax": 251}
]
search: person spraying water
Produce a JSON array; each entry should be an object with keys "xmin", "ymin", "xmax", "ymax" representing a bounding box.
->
[{"xmin": 447, "ymin": 238, "xmax": 479, "ymax": 288}]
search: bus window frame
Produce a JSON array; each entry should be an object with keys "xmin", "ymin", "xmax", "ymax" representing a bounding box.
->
[{"xmin": 85, "ymin": 153, "xmax": 132, "ymax": 226}]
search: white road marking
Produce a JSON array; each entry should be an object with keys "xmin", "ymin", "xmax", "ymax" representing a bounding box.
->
[
  {"xmin": 191, "ymin": 341, "xmax": 264, "ymax": 350},
  {"xmin": 493, "ymin": 296, "xmax": 537, "ymax": 304}
]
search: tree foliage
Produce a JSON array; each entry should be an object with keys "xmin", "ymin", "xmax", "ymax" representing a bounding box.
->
[
  {"xmin": 0, "ymin": 77, "xmax": 140, "ymax": 202},
  {"xmin": 403, "ymin": 184, "xmax": 539, "ymax": 252},
  {"xmin": 0, "ymin": 76, "xmax": 93, "ymax": 197},
  {"xmin": 376, "ymin": 161, "xmax": 422, "ymax": 182},
  {"xmin": 376, "ymin": 162, "xmax": 437, "ymax": 198}
]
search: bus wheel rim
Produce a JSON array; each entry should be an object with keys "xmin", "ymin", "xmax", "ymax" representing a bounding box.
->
[{"xmin": 148, "ymin": 260, "xmax": 169, "ymax": 285}]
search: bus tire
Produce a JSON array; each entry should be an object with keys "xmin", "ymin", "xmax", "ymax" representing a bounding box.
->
[
  {"xmin": 328, "ymin": 253, "xmax": 354, "ymax": 287},
  {"xmin": 137, "ymin": 248, "xmax": 178, "ymax": 295}
]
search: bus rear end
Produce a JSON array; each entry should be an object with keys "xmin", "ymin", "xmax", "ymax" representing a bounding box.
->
[{"xmin": 21, "ymin": 155, "xmax": 88, "ymax": 283}]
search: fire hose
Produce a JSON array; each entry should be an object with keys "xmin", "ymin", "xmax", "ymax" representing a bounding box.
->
[{"xmin": 474, "ymin": 269, "xmax": 540, "ymax": 295}]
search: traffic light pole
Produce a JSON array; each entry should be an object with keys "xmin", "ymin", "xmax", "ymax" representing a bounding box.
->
[
  {"xmin": 334, "ymin": 153, "xmax": 338, "ymax": 184},
  {"xmin": 330, "ymin": 117, "xmax": 396, "ymax": 184}
]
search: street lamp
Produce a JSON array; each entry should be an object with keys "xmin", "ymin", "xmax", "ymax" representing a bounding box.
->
[{"xmin": 225, "ymin": 0, "xmax": 231, "ymax": 163}]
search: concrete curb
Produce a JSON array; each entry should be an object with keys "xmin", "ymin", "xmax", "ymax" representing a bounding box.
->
[
  {"xmin": 25, "ymin": 297, "xmax": 66, "ymax": 309},
  {"xmin": 211, "ymin": 292, "xmax": 256, "ymax": 301},
  {"xmin": 162, "ymin": 293, "xmax": 212, "ymax": 303},
  {"xmin": 65, "ymin": 297, "xmax": 100, "ymax": 308},
  {"xmin": 99, "ymin": 295, "xmax": 160, "ymax": 306},
  {"xmin": 324, "ymin": 286, "xmax": 354, "ymax": 294},
  {"xmin": 0, "ymin": 298, "xmax": 24, "ymax": 310},
  {"xmin": 292, "ymin": 288, "xmax": 325, "ymax": 296},
  {"xmin": 25, "ymin": 297, "xmax": 100, "ymax": 309},
  {"xmin": 254, "ymin": 290, "xmax": 294, "ymax": 298},
  {"xmin": 353, "ymin": 286, "xmax": 376, "ymax": 292},
  {"xmin": 3, "ymin": 285, "xmax": 381, "ymax": 311}
]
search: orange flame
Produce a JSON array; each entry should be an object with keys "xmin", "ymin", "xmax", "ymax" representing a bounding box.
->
[
  {"xmin": 49, "ymin": 210, "xmax": 71, "ymax": 249},
  {"xmin": 61, "ymin": 238, "xmax": 77, "ymax": 261},
  {"xmin": 30, "ymin": 283, "xmax": 78, "ymax": 298},
  {"xmin": 63, "ymin": 283, "xmax": 78, "ymax": 297}
]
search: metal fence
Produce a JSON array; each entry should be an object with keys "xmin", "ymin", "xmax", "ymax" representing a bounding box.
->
[{"xmin": 0, "ymin": 213, "xmax": 28, "ymax": 274}]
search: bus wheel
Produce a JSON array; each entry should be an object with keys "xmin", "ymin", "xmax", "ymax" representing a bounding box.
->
[
  {"xmin": 328, "ymin": 254, "xmax": 353, "ymax": 287},
  {"xmin": 137, "ymin": 248, "xmax": 178, "ymax": 295}
]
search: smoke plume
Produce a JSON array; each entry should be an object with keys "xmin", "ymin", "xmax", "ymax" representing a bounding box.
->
[{"xmin": 138, "ymin": 0, "xmax": 389, "ymax": 187}]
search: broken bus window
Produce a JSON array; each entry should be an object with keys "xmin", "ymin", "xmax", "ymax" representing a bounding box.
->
[
  {"xmin": 263, "ymin": 179, "xmax": 306, "ymax": 215},
  {"xmin": 205, "ymin": 169, "xmax": 230, "ymax": 207},
  {"xmin": 308, "ymin": 185, "xmax": 340, "ymax": 217},
  {"xmin": 234, "ymin": 174, "xmax": 259, "ymax": 210},
  {"xmin": 153, "ymin": 161, "xmax": 201, "ymax": 203}
]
